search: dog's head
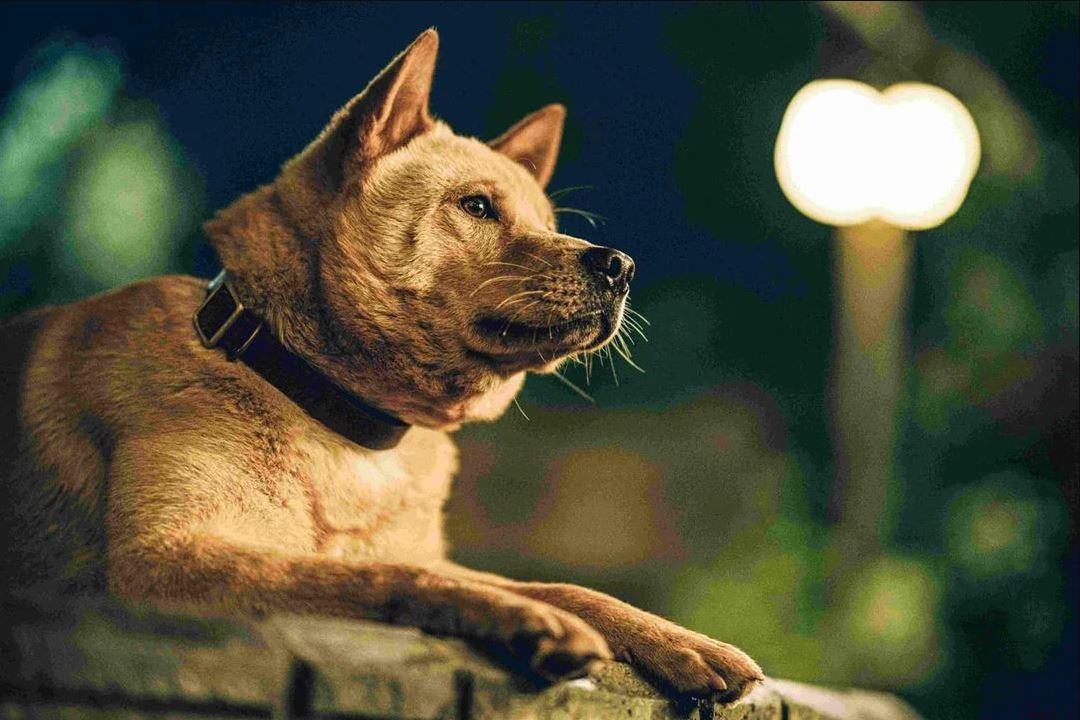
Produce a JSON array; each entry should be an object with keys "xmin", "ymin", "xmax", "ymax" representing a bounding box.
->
[{"xmin": 207, "ymin": 29, "xmax": 634, "ymax": 428}]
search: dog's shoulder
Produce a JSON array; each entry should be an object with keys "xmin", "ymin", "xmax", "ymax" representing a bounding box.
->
[
  {"xmin": 10, "ymin": 275, "xmax": 266, "ymax": 453},
  {"xmin": 14, "ymin": 274, "xmax": 207, "ymax": 359},
  {"xmin": 21, "ymin": 274, "xmax": 213, "ymax": 398}
]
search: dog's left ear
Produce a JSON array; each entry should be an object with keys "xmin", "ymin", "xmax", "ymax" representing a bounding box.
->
[
  {"xmin": 285, "ymin": 29, "xmax": 439, "ymax": 196},
  {"xmin": 489, "ymin": 104, "xmax": 565, "ymax": 188}
]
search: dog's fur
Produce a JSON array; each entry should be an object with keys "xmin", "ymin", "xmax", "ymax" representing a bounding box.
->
[{"xmin": 0, "ymin": 30, "xmax": 762, "ymax": 701}]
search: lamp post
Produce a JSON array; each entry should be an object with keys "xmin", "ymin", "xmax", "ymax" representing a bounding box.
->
[{"xmin": 774, "ymin": 80, "xmax": 980, "ymax": 555}]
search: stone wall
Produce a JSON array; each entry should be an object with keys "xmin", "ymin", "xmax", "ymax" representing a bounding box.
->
[{"xmin": 1, "ymin": 595, "xmax": 923, "ymax": 720}]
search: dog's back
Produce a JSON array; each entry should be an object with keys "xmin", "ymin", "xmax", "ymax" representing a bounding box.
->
[
  {"xmin": 0, "ymin": 276, "xmax": 208, "ymax": 593},
  {"xmin": 1, "ymin": 304, "xmax": 64, "ymax": 590}
]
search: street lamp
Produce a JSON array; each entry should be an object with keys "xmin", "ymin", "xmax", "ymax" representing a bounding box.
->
[{"xmin": 774, "ymin": 79, "xmax": 980, "ymax": 552}]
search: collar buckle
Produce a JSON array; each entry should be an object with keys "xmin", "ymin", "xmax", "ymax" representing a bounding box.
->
[{"xmin": 193, "ymin": 271, "xmax": 261, "ymax": 357}]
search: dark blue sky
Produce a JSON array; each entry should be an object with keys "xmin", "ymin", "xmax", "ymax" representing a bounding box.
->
[
  {"xmin": 4, "ymin": 2, "xmax": 1073, "ymax": 301},
  {"xmin": 1, "ymin": 2, "xmax": 817, "ymax": 294}
]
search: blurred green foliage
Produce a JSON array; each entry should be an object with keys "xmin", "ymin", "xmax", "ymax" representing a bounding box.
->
[
  {"xmin": 0, "ymin": 39, "xmax": 204, "ymax": 311},
  {"xmin": 0, "ymin": 40, "xmax": 120, "ymax": 251}
]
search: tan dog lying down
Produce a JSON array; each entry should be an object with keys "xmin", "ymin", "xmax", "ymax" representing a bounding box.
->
[{"xmin": 0, "ymin": 29, "xmax": 762, "ymax": 703}]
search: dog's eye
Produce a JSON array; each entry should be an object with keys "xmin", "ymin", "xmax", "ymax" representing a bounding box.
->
[{"xmin": 460, "ymin": 195, "xmax": 496, "ymax": 220}]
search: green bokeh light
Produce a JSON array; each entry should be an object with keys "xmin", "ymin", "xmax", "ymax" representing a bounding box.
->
[
  {"xmin": 947, "ymin": 251, "xmax": 1042, "ymax": 359},
  {"xmin": 945, "ymin": 472, "xmax": 1054, "ymax": 582},
  {"xmin": 60, "ymin": 119, "xmax": 189, "ymax": 291},
  {"xmin": 833, "ymin": 555, "xmax": 944, "ymax": 687},
  {"xmin": 0, "ymin": 41, "xmax": 121, "ymax": 252},
  {"xmin": 669, "ymin": 518, "xmax": 828, "ymax": 682}
]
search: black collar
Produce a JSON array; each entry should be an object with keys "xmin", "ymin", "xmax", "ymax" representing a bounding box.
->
[{"xmin": 192, "ymin": 271, "xmax": 410, "ymax": 451}]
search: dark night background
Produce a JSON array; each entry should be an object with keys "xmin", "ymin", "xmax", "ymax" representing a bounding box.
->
[{"xmin": 1, "ymin": 3, "xmax": 1076, "ymax": 718}]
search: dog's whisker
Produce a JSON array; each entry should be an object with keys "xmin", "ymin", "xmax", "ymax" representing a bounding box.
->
[
  {"xmin": 575, "ymin": 349, "xmax": 591, "ymax": 384},
  {"xmin": 496, "ymin": 295, "xmax": 543, "ymax": 311},
  {"xmin": 469, "ymin": 275, "xmax": 528, "ymax": 297},
  {"xmin": 494, "ymin": 290, "xmax": 544, "ymax": 311},
  {"xmin": 553, "ymin": 206, "xmax": 606, "ymax": 228},
  {"xmin": 513, "ymin": 397, "xmax": 530, "ymax": 421},
  {"xmin": 612, "ymin": 337, "xmax": 633, "ymax": 362},
  {"xmin": 612, "ymin": 334, "xmax": 644, "ymax": 373},
  {"xmin": 524, "ymin": 252, "xmax": 554, "ymax": 268},
  {"xmin": 500, "ymin": 300, "xmax": 541, "ymax": 335},
  {"xmin": 624, "ymin": 306, "xmax": 652, "ymax": 326},
  {"xmin": 545, "ymin": 306, "xmax": 560, "ymax": 340},
  {"xmin": 552, "ymin": 367, "xmax": 596, "ymax": 404},
  {"xmin": 507, "ymin": 299, "xmax": 541, "ymax": 320},
  {"xmin": 548, "ymin": 184, "xmax": 594, "ymax": 201},
  {"xmin": 482, "ymin": 261, "xmax": 538, "ymax": 273},
  {"xmin": 622, "ymin": 315, "xmax": 649, "ymax": 341}
]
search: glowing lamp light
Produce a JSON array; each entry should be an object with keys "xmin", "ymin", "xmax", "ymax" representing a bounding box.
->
[
  {"xmin": 775, "ymin": 80, "xmax": 980, "ymax": 230},
  {"xmin": 773, "ymin": 80, "xmax": 980, "ymax": 558}
]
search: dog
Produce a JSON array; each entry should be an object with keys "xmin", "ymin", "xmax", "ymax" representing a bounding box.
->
[{"xmin": 0, "ymin": 29, "xmax": 763, "ymax": 703}]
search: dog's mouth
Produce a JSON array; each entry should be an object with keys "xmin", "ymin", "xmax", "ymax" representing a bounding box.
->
[
  {"xmin": 467, "ymin": 301, "xmax": 622, "ymax": 370},
  {"xmin": 474, "ymin": 311, "xmax": 604, "ymax": 346}
]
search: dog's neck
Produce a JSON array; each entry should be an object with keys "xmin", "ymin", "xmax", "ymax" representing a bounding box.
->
[{"xmin": 203, "ymin": 185, "xmax": 524, "ymax": 431}]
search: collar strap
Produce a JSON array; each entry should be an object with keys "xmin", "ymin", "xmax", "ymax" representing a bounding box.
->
[{"xmin": 193, "ymin": 271, "xmax": 410, "ymax": 451}]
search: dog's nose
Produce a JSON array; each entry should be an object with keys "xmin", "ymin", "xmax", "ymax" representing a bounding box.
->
[{"xmin": 581, "ymin": 246, "xmax": 635, "ymax": 293}]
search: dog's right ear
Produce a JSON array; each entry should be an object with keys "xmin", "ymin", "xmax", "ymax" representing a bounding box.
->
[{"xmin": 287, "ymin": 29, "xmax": 439, "ymax": 194}]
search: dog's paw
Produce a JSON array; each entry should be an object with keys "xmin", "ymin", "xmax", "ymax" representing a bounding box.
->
[
  {"xmin": 619, "ymin": 623, "xmax": 764, "ymax": 704},
  {"xmin": 489, "ymin": 598, "xmax": 613, "ymax": 681}
]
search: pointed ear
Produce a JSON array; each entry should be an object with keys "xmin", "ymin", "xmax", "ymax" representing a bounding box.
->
[
  {"xmin": 289, "ymin": 29, "xmax": 439, "ymax": 193},
  {"xmin": 355, "ymin": 28, "xmax": 439, "ymax": 160},
  {"xmin": 489, "ymin": 104, "xmax": 565, "ymax": 188}
]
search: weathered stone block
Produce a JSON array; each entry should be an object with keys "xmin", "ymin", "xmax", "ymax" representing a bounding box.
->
[
  {"xmin": 1, "ymin": 595, "xmax": 288, "ymax": 714},
  {"xmin": 265, "ymin": 615, "xmax": 463, "ymax": 719},
  {"xmin": 768, "ymin": 679, "xmax": 923, "ymax": 720},
  {"xmin": 1, "ymin": 702, "xmax": 231, "ymax": 720},
  {"xmin": 1, "ymin": 595, "xmax": 924, "ymax": 720}
]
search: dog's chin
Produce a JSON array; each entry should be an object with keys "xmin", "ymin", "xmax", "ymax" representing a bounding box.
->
[{"xmin": 465, "ymin": 305, "xmax": 621, "ymax": 374}]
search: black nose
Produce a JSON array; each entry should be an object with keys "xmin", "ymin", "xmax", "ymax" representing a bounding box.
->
[{"xmin": 581, "ymin": 246, "xmax": 636, "ymax": 293}]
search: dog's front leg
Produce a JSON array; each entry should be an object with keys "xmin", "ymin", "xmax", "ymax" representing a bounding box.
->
[
  {"xmin": 439, "ymin": 563, "xmax": 763, "ymax": 702},
  {"xmin": 106, "ymin": 535, "xmax": 609, "ymax": 679},
  {"xmin": 102, "ymin": 438, "xmax": 609, "ymax": 680}
]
